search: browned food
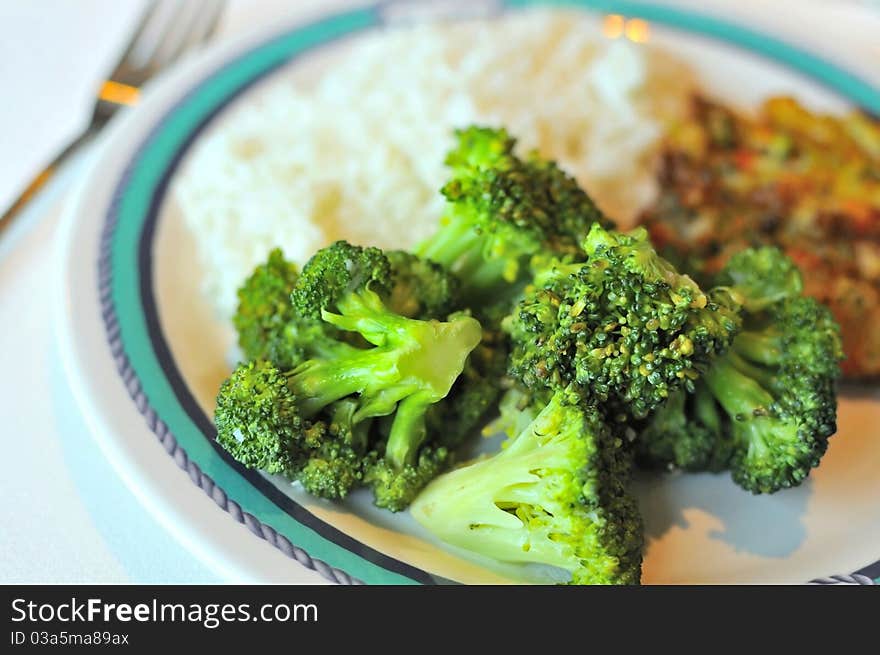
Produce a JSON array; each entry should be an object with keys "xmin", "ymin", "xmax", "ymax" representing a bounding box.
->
[{"xmin": 639, "ymin": 95, "xmax": 880, "ymax": 377}]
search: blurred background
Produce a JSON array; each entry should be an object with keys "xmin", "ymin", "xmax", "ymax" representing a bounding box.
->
[{"xmin": 1, "ymin": 0, "xmax": 878, "ymax": 584}]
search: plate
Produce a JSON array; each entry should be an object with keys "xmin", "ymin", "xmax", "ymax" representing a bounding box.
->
[{"xmin": 56, "ymin": 0, "xmax": 880, "ymax": 584}]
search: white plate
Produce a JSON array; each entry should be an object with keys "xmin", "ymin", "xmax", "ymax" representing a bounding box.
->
[{"xmin": 56, "ymin": 0, "xmax": 880, "ymax": 584}]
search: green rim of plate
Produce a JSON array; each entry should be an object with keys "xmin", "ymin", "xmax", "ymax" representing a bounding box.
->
[{"xmin": 103, "ymin": 0, "xmax": 880, "ymax": 584}]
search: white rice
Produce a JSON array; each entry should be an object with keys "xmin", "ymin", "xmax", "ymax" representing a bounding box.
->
[{"xmin": 175, "ymin": 10, "xmax": 694, "ymax": 317}]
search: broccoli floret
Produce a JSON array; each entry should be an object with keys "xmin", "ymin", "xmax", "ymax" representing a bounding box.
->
[
  {"xmin": 411, "ymin": 391, "xmax": 643, "ymax": 585},
  {"xmin": 232, "ymin": 249, "xmax": 306, "ymax": 368},
  {"xmin": 232, "ymin": 248, "xmax": 359, "ymax": 369},
  {"xmin": 634, "ymin": 383, "xmax": 733, "ymax": 472},
  {"xmin": 704, "ymin": 295, "xmax": 842, "ymax": 493},
  {"xmin": 214, "ymin": 359, "xmax": 303, "ymax": 475},
  {"xmin": 384, "ymin": 250, "xmax": 460, "ymax": 320},
  {"xmin": 290, "ymin": 241, "xmax": 481, "ymax": 440},
  {"xmin": 364, "ymin": 445, "xmax": 449, "ymax": 512},
  {"xmin": 508, "ymin": 223, "xmax": 741, "ymax": 420},
  {"xmin": 214, "ymin": 361, "xmax": 365, "ymax": 497},
  {"xmin": 290, "ymin": 241, "xmax": 482, "ymax": 503},
  {"xmin": 714, "ymin": 246, "xmax": 803, "ymax": 312},
  {"xmin": 297, "ymin": 440, "xmax": 364, "ymax": 499},
  {"xmin": 636, "ymin": 248, "xmax": 844, "ymax": 492},
  {"xmin": 217, "ymin": 242, "xmax": 482, "ymax": 505},
  {"xmin": 415, "ymin": 126, "xmax": 607, "ymax": 307}
]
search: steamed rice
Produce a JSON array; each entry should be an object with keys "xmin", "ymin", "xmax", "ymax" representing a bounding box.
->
[{"xmin": 175, "ymin": 10, "xmax": 694, "ymax": 317}]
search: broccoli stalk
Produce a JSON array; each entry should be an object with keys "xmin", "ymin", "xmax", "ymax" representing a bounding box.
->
[
  {"xmin": 411, "ymin": 390, "xmax": 642, "ymax": 585},
  {"xmin": 290, "ymin": 282, "xmax": 481, "ymax": 467},
  {"xmin": 291, "ymin": 241, "xmax": 482, "ymax": 508}
]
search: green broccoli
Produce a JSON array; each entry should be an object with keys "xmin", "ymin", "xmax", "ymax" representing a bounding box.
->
[
  {"xmin": 634, "ymin": 381, "xmax": 733, "ymax": 472},
  {"xmin": 216, "ymin": 241, "xmax": 482, "ymax": 505},
  {"xmin": 290, "ymin": 241, "xmax": 481, "ymax": 443},
  {"xmin": 713, "ymin": 245, "xmax": 804, "ymax": 312},
  {"xmin": 214, "ymin": 360, "xmax": 366, "ymax": 497},
  {"xmin": 415, "ymin": 126, "xmax": 607, "ymax": 307},
  {"xmin": 364, "ymin": 445, "xmax": 449, "ymax": 512},
  {"xmin": 232, "ymin": 248, "xmax": 311, "ymax": 369},
  {"xmin": 704, "ymin": 295, "xmax": 842, "ymax": 492},
  {"xmin": 507, "ymin": 223, "xmax": 741, "ymax": 420},
  {"xmin": 411, "ymin": 390, "xmax": 643, "ymax": 585},
  {"xmin": 234, "ymin": 247, "xmax": 463, "ymax": 370},
  {"xmin": 635, "ymin": 248, "xmax": 844, "ymax": 492}
]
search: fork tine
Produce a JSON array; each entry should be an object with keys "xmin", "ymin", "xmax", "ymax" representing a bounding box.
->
[
  {"xmin": 201, "ymin": 0, "xmax": 226, "ymax": 43},
  {"xmin": 112, "ymin": 0, "xmax": 183, "ymax": 83},
  {"xmin": 148, "ymin": 0, "xmax": 201, "ymax": 71},
  {"xmin": 183, "ymin": 0, "xmax": 226, "ymax": 54},
  {"xmin": 105, "ymin": 0, "xmax": 161, "ymax": 79},
  {"xmin": 150, "ymin": 0, "xmax": 225, "ymax": 72}
]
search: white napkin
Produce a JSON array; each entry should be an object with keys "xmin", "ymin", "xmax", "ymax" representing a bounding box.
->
[{"xmin": 0, "ymin": 1, "xmax": 147, "ymax": 215}]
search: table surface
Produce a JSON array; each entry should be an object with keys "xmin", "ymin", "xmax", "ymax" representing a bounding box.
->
[{"xmin": 1, "ymin": 0, "xmax": 878, "ymax": 584}]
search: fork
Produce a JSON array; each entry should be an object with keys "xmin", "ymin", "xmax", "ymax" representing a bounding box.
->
[{"xmin": 0, "ymin": 0, "xmax": 226, "ymax": 227}]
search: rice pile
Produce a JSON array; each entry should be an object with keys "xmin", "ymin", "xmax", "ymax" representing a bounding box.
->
[{"xmin": 175, "ymin": 10, "xmax": 694, "ymax": 317}]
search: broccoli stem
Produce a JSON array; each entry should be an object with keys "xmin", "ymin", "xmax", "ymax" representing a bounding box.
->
[
  {"xmin": 702, "ymin": 353, "xmax": 776, "ymax": 423},
  {"xmin": 290, "ymin": 351, "xmax": 401, "ymax": 417},
  {"xmin": 692, "ymin": 382, "xmax": 723, "ymax": 434},
  {"xmin": 328, "ymin": 399, "xmax": 371, "ymax": 452},
  {"xmin": 326, "ymin": 288, "xmax": 402, "ymax": 346},
  {"xmin": 702, "ymin": 353, "xmax": 790, "ymax": 459},
  {"xmin": 454, "ymin": 252, "xmax": 509, "ymax": 290},
  {"xmin": 731, "ymin": 330, "xmax": 783, "ymax": 367},
  {"xmin": 385, "ymin": 394, "xmax": 432, "ymax": 469},
  {"xmin": 415, "ymin": 217, "xmax": 483, "ymax": 270}
]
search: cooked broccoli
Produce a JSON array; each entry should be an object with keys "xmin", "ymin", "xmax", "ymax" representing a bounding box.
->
[
  {"xmin": 216, "ymin": 241, "xmax": 482, "ymax": 505},
  {"xmin": 705, "ymin": 295, "xmax": 842, "ymax": 492},
  {"xmin": 634, "ymin": 382, "xmax": 733, "ymax": 472},
  {"xmin": 713, "ymin": 246, "xmax": 804, "ymax": 312},
  {"xmin": 290, "ymin": 240, "xmax": 481, "ymax": 446},
  {"xmin": 364, "ymin": 445, "xmax": 449, "ymax": 512},
  {"xmin": 411, "ymin": 390, "xmax": 643, "ymax": 585},
  {"xmin": 508, "ymin": 223, "xmax": 741, "ymax": 420},
  {"xmin": 384, "ymin": 250, "xmax": 460, "ymax": 320},
  {"xmin": 415, "ymin": 126, "xmax": 607, "ymax": 307},
  {"xmin": 635, "ymin": 248, "xmax": 844, "ymax": 492},
  {"xmin": 232, "ymin": 248, "xmax": 310, "ymax": 369},
  {"xmin": 233, "ymin": 247, "xmax": 462, "ymax": 369},
  {"xmin": 214, "ymin": 360, "xmax": 366, "ymax": 497}
]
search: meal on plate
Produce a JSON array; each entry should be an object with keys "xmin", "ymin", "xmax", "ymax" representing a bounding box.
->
[
  {"xmin": 170, "ymin": 10, "xmax": 874, "ymax": 584},
  {"xmin": 209, "ymin": 125, "xmax": 844, "ymax": 585},
  {"xmin": 639, "ymin": 95, "xmax": 880, "ymax": 377}
]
